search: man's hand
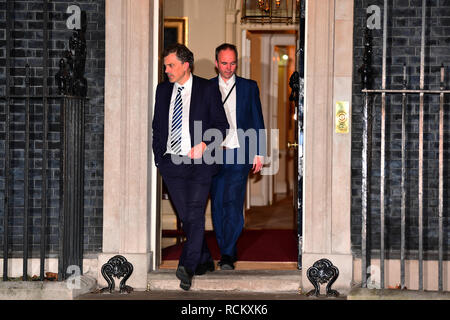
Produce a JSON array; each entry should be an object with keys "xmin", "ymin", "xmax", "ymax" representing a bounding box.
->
[
  {"xmin": 188, "ymin": 142, "xmax": 207, "ymax": 159},
  {"xmin": 252, "ymin": 155, "xmax": 263, "ymax": 174}
]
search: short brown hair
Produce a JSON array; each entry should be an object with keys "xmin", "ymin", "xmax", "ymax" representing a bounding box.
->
[
  {"xmin": 215, "ymin": 43, "xmax": 238, "ymax": 62},
  {"xmin": 163, "ymin": 43, "xmax": 194, "ymax": 70}
]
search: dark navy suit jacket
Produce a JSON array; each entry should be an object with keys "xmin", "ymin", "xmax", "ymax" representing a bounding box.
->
[
  {"xmin": 152, "ymin": 75, "xmax": 229, "ymax": 177},
  {"xmin": 211, "ymin": 76, "xmax": 266, "ymax": 165}
]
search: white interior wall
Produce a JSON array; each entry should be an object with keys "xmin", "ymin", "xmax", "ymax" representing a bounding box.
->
[{"xmin": 165, "ymin": 0, "xmax": 226, "ymax": 78}]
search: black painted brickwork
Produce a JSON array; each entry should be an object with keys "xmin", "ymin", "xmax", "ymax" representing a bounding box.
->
[
  {"xmin": 0, "ymin": 0, "xmax": 104, "ymax": 257},
  {"xmin": 352, "ymin": 0, "xmax": 450, "ymax": 258}
]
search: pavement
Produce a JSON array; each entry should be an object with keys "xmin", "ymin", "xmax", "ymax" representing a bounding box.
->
[
  {"xmin": 75, "ymin": 286, "xmax": 450, "ymax": 319},
  {"xmin": 76, "ymin": 288, "xmax": 346, "ymax": 318},
  {"xmin": 0, "ymin": 269, "xmax": 446, "ymax": 320},
  {"xmin": 78, "ymin": 269, "xmax": 340, "ymax": 301},
  {"xmin": 1, "ymin": 273, "xmax": 441, "ymax": 319},
  {"xmin": 76, "ymin": 268, "xmax": 450, "ymax": 301},
  {"xmin": 77, "ymin": 286, "xmax": 450, "ymax": 301}
]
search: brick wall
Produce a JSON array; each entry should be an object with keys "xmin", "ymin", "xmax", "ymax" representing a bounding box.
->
[
  {"xmin": 0, "ymin": 0, "xmax": 104, "ymax": 257},
  {"xmin": 352, "ymin": 0, "xmax": 450, "ymax": 258}
]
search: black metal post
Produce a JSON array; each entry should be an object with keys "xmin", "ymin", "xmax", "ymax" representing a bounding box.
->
[
  {"xmin": 400, "ymin": 64, "xmax": 407, "ymax": 290},
  {"xmin": 40, "ymin": 0, "xmax": 49, "ymax": 281},
  {"xmin": 56, "ymin": 18, "xmax": 88, "ymax": 280},
  {"xmin": 379, "ymin": 0, "xmax": 388, "ymax": 290},
  {"xmin": 3, "ymin": 0, "xmax": 12, "ymax": 282},
  {"xmin": 58, "ymin": 97, "xmax": 85, "ymax": 281},
  {"xmin": 23, "ymin": 64, "xmax": 31, "ymax": 280},
  {"xmin": 438, "ymin": 65, "xmax": 444, "ymax": 292},
  {"xmin": 359, "ymin": 26, "xmax": 373, "ymax": 288},
  {"xmin": 418, "ymin": 0, "xmax": 426, "ymax": 291}
]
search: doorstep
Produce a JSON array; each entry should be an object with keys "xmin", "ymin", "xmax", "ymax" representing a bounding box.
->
[
  {"xmin": 147, "ymin": 269, "xmax": 302, "ymax": 293},
  {"xmin": 159, "ymin": 260, "xmax": 298, "ymax": 270}
]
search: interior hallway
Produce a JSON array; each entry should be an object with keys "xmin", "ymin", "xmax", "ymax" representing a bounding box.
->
[
  {"xmin": 245, "ymin": 194, "xmax": 295, "ymax": 230},
  {"xmin": 160, "ymin": 193, "xmax": 298, "ymax": 270}
]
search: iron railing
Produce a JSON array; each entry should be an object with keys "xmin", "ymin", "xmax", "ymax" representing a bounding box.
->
[
  {"xmin": 0, "ymin": 0, "xmax": 86, "ymax": 282},
  {"xmin": 360, "ymin": 0, "xmax": 448, "ymax": 291}
]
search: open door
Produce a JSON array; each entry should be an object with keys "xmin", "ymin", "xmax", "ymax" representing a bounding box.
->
[{"xmin": 288, "ymin": 3, "xmax": 305, "ymax": 270}]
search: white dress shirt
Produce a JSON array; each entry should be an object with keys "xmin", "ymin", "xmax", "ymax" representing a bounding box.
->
[
  {"xmin": 166, "ymin": 73, "xmax": 193, "ymax": 156},
  {"xmin": 219, "ymin": 74, "xmax": 240, "ymax": 149}
]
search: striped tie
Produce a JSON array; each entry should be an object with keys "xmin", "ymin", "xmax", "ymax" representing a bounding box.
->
[{"xmin": 170, "ymin": 86, "xmax": 184, "ymax": 154}]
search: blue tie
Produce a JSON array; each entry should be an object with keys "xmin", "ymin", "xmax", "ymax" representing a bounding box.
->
[{"xmin": 170, "ymin": 86, "xmax": 184, "ymax": 154}]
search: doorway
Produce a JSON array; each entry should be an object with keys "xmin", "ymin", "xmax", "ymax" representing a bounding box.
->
[
  {"xmin": 241, "ymin": 31, "xmax": 298, "ymax": 270},
  {"xmin": 157, "ymin": 3, "xmax": 301, "ymax": 271}
]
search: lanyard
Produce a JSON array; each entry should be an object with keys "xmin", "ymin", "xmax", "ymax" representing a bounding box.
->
[{"xmin": 222, "ymin": 82, "xmax": 236, "ymax": 105}]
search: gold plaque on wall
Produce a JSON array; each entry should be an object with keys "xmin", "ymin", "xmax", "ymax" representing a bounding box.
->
[{"xmin": 335, "ymin": 101, "xmax": 349, "ymax": 134}]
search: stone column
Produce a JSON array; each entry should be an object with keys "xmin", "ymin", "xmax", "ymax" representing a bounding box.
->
[
  {"xmin": 225, "ymin": 0, "xmax": 239, "ymax": 44},
  {"xmin": 302, "ymin": 0, "xmax": 354, "ymax": 294},
  {"xmin": 99, "ymin": 0, "xmax": 156, "ymax": 290}
]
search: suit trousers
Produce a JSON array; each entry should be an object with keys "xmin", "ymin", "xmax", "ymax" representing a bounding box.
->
[
  {"xmin": 211, "ymin": 149, "xmax": 251, "ymax": 259},
  {"xmin": 161, "ymin": 159, "xmax": 213, "ymax": 273}
]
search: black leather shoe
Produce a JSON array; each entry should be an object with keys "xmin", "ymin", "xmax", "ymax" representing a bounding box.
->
[
  {"xmin": 195, "ymin": 260, "xmax": 215, "ymax": 275},
  {"xmin": 218, "ymin": 255, "xmax": 235, "ymax": 270},
  {"xmin": 176, "ymin": 265, "xmax": 194, "ymax": 291}
]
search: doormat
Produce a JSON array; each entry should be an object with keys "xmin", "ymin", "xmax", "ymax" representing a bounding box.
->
[{"xmin": 162, "ymin": 229, "xmax": 298, "ymax": 262}]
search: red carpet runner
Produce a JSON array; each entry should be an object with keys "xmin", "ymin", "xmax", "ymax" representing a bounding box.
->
[{"xmin": 162, "ymin": 229, "xmax": 298, "ymax": 262}]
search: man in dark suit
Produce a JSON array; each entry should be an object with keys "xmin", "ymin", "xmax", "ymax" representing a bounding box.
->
[
  {"xmin": 152, "ymin": 43, "xmax": 229, "ymax": 290},
  {"xmin": 210, "ymin": 43, "xmax": 266, "ymax": 270}
]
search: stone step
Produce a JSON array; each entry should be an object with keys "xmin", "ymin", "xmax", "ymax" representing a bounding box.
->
[
  {"xmin": 147, "ymin": 270, "xmax": 302, "ymax": 293},
  {"xmin": 159, "ymin": 260, "xmax": 298, "ymax": 270}
]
